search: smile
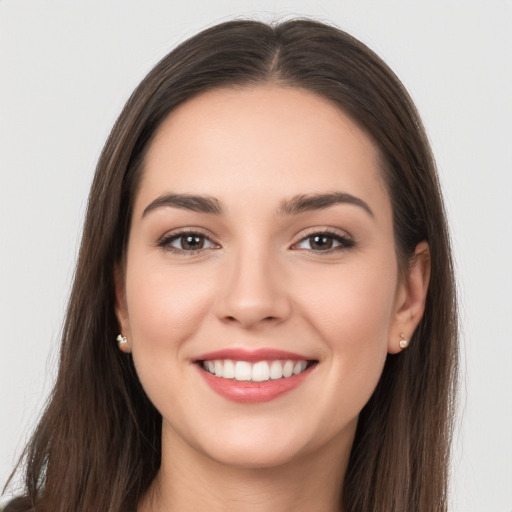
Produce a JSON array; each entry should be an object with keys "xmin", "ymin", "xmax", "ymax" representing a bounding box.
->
[
  {"xmin": 194, "ymin": 348, "xmax": 317, "ymax": 403},
  {"xmin": 201, "ymin": 359, "xmax": 309, "ymax": 381}
]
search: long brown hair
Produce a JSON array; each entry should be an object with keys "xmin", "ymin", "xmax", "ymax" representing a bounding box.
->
[{"xmin": 4, "ymin": 19, "xmax": 458, "ymax": 512}]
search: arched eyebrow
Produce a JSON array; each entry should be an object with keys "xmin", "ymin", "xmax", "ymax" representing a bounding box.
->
[
  {"xmin": 142, "ymin": 193, "xmax": 223, "ymax": 217},
  {"xmin": 278, "ymin": 192, "xmax": 374, "ymax": 218},
  {"xmin": 142, "ymin": 191, "xmax": 373, "ymax": 218}
]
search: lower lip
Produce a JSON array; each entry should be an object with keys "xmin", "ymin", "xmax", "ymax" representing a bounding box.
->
[{"xmin": 197, "ymin": 364, "xmax": 315, "ymax": 403}]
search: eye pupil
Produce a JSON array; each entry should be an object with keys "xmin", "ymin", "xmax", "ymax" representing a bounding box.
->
[
  {"xmin": 310, "ymin": 235, "xmax": 333, "ymax": 250},
  {"xmin": 182, "ymin": 235, "xmax": 204, "ymax": 250}
]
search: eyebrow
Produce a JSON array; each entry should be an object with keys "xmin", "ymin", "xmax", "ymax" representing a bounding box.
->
[
  {"xmin": 142, "ymin": 191, "xmax": 374, "ymax": 218},
  {"xmin": 278, "ymin": 192, "xmax": 374, "ymax": 218},
  {"xmin": 142, "ymin": 193, "xmax": 223, "ymax": 217}
]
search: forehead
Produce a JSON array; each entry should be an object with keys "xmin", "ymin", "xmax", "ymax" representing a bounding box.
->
[{"xmin": 137, "ymin": 85, "xmax": 390, "ymax": 218}]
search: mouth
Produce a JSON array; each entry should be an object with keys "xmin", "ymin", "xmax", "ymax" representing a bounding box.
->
[
  {"xmin": 199, "ymin": 358, "xmax": 313, "ymax": 382},
  {"xmin": 193, "ymin": 348, "xmax": 318, "ymax": 403}
]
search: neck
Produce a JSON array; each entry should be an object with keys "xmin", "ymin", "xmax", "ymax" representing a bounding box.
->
[{"xmin": 138, "ymin": 421, "xmax": 354, "ymax": 512}]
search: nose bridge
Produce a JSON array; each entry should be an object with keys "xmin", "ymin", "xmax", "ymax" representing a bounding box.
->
[{"xmin": 217, "ymin": 238, "xmax": 290, "ymax": 327}]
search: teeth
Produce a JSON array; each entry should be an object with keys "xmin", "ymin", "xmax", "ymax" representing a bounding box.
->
[
  {"xmin": 283, "ymin": 360, "xmax": 294, "ymax": 378},
  {"xmin": 252, "ymin": 361, "xmax": 270, "ymax": 382},
  {"xmin": 235, "ymin": 361, "xmax": 252, "ymax": 381},
  {"xmin": 270, "ymin": 360, "xmax": 283, "ymax": 379},
  {"xmin": 223, "ymin": 359, "xmax": 235, "ymax": 379},
  {"xmin": 202, "ymin": 359, "xmax": 310, "ymax": 381},
  {"xmin": 293, "ymin": 361, "xmax": 307, "ymax": 375}
]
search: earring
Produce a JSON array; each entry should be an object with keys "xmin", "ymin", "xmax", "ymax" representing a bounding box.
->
[
  {"xmin": 399, "ymin": 333, "xmax": 409, "ymax": 349},
  {"xmin": 117, "ymin": 334, "xmax": 128, "ymax": 348}
]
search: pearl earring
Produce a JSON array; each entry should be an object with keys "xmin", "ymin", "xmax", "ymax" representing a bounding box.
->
[
  {"xmin": 399, "ymin": 333, "xmax": 409, "ymax": 349},
  {"xmin": 117, "ymin": 334, "xmax": 128, "ymax": 348}
]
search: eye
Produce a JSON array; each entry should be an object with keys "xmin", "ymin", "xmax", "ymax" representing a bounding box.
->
[
  {"xmin": 292, "ymin": 231, "xmax": 354, "ymax": 252},
  {"xmin": 159, "ymin": 232, "xmax": 217, "ymax": 253}
]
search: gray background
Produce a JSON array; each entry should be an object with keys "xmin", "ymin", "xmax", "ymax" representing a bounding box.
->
[{"xmin": 1, "ymin": 1, "xmax": 511, "ymax": 510}]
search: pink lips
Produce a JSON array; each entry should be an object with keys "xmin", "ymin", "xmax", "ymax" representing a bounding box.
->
[
  {"xmin": 194, "ymin": 348, "xmax": 316, "ymax": 403},
  {"xmin": 195, "ymin": 348, "xmax": 310, "ymax": 362}
]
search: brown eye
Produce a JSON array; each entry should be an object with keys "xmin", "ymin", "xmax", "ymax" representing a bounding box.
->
[
  {"xmin": 293, "ymin": 232, "xmax": 354, "ymax": 252},
  {"xmin": 180, "ymin": 234, "xmax": 205, "ymax": 250},
  {"xmin": 159, "ymin": 232, "xmax": 217, "ymax": 253},
  {"xmin": 309, "ymin": 235, "xmax": 334, "ymax": 250}
]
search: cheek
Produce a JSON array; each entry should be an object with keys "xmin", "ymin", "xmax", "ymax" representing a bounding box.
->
[
  {"xmin": 123, "ymin": 258, "xmax": 219, "ymax": 419},
  {"xmin": 124, "ymin": 258, "xmax": 216, "ymax": 353},
  {"xmin": 298, "ymin": 261, "xmax": 397, "ymax": 343},
  {"xmin": 295, "ymin": 261, "xmax": 396, "ymax": 409}
]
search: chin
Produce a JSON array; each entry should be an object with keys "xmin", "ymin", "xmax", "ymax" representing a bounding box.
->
[
  {"xmin": 201, "ymin": 437, "xmax": 308, "ymax": 470},
  {"xmin": 185, "ymin": 414, "xmax": 353, "ymax": 471},
  {"xmin": 165, "ymin": 413, "xmax": 315, "ymax": 470}
]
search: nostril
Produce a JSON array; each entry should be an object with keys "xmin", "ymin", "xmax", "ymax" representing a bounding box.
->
[{"xmin": 223, "ymin": 314, "xmax": 278, "ymax": 326}]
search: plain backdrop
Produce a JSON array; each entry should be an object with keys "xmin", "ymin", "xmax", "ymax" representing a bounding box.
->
[{"xmin": 1, "ymin": 2, "xmax": 511, "ymax": 511}]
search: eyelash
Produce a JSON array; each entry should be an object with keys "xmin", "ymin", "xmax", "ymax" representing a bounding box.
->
[
  {"xmin": 157, "ymin": 229, "xmax": 354, "ymax": 255},
  {"xmin": 158, "ymin": 229, "xmax": 218, "ymax": 254},
  {"xmin": 291, "ymin": 229, "xmax": 355, "ymax": 254}
]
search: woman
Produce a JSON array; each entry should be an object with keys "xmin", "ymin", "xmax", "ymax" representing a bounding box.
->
[{"xmin": 3, "ymin": 19, "xmax": 458, "ymax": 512}]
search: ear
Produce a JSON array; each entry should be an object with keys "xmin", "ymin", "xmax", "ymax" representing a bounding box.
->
[
  {"xmin": 114, "ymin": 264, "xmax": 132, "ymax": 353},
  {"xmin": 388, "ymin": 241, "xmax": 431, "ymax": 354}
]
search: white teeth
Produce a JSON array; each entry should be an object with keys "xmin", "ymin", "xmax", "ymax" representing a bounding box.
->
[
  {"xmin": 202, "ymin": 359, "xmax": 310, "ymax": 381},
  {"xmin": 283, "ymin": 360, "xmax": 294, "ymax": 378},
  {"xmin": 223, "ymin": 359, "xmax": 235, "ymax": 379},
  {"xmin": 252, "ymin": 361, "xmax": 270, "ymax": 382},
  {"xmin": 235, "ymin": 361, "xmax": 252, "ymax": 381},
  {"xmin": 270, "ymin": 360, "xmax": 283, "ymax": 379},
  {"xmin": 293, "ymin": 361, "xmax": 307, "ymax": 375}
]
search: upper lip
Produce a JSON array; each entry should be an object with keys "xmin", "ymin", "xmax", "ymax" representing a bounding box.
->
[{"xmin": 194, "ymin": 348, "xmax": 314, "ymax": 362}]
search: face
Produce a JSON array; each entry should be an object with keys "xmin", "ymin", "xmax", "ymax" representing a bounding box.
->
[{"xmin": 116, "ymin": 86, "xmax": 418, "ymax": 469}]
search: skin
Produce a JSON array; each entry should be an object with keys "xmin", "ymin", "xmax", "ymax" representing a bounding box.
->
[{"xmin": 115, "ymin": 85, "xmax": 430, "ymax": 512}]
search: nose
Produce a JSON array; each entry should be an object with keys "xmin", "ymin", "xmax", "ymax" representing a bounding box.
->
[{"xmin": 215, "ymin": 246, "xmax": 292, "ymax": 329}]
